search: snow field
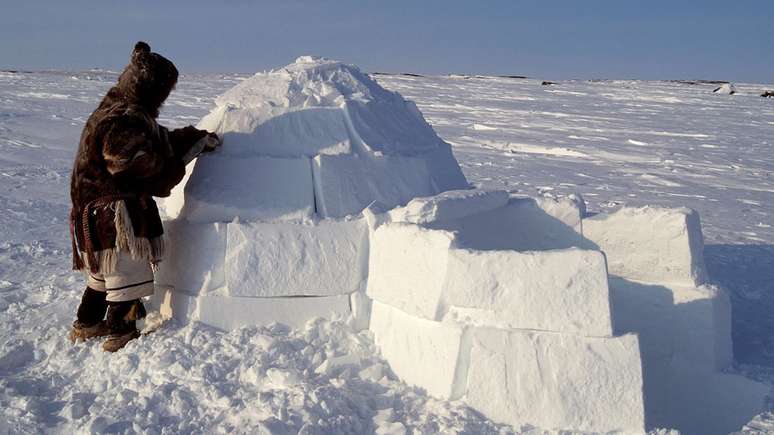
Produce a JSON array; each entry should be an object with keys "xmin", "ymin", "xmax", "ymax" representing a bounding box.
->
[{"xmin": 2, "ymin": 66, "xmax": 772, "ymax": 434}]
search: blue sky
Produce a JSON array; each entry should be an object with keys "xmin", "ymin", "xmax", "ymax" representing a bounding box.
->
[{"xmin": 1, "ymin": 0, "xmax": 772, "ymax": 83}]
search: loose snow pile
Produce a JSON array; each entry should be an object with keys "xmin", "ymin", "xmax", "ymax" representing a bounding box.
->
[{"xmin": 152, "ymin": 57, "xmax": 769, "ymax": 434}]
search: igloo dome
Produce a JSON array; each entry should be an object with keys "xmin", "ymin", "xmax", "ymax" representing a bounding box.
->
[
  {"xmin": 153, "ymin": 57, "xmax": 768, "ymax": 434},
  {"xmin": 162, "ymin": 56, "xmax": 468, "ymax": 222},
  {"xmin": 155, "ymin": 56, "xmax": 469, "ymax": 330}
]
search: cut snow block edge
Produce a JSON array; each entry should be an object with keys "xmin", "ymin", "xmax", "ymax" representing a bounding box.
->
[
  {"xmin": 366, "ymin": 223, "xmax": 457, "ymax": 320},
  {"xmin": 369, "ymin": 302, "xmax": 646, "ymax": 433},
  {"xmin": 369, "ymin": 301, "xmax": 469, "ymax": 400},
  {"xmin": 582, "ymin": 206, "xmax": 708, "ymax": 287},
  {"xmin": 312, "ymin": 153, "xmax": 439, "ymax": 218},
  {"xmin": 466, "ymin": 328, "xmax": 645, "ymax": 433},
  {"xmin": 442, "ymin": 247, "xmax": 613, "ymax": 337},
  {"xmin": 225, "ymin": 219, "xmax": 368, "ymax": 297},
  {"xmin": 425, "ymin": 195, "xmax": 585, "ymax": 252},
  {"xmin": 367, "ymin": 223, "xmax": 613, "ymax": 335},
  {"xmin": 155, "ymin": 220, "xmax": 227, "ymax": 295},
  {"xmin": 387, "ymin": 189, "xmax": 509, "ymax": 224},
  {"xmin": 202, "ymin": 105, "xmax": 355, "ymax": 158},
  {"xmin": 167, "ymin": 154, "xmax": 315, "ymax": 223},
  {"xmin": 156, "ymin": 287, "xmax": 351, "ymax": 331}
]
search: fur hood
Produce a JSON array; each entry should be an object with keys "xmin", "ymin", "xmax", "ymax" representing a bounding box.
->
[{"xmin": 115, "ymin": 41, "xmax": 178, "ymax": 118}]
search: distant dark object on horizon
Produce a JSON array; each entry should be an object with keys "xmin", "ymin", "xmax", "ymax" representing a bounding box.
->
[
  {"xmin": 761, "ymin": 90, "xmax": 774, "ymax": 98},
  {"xmin": 669, "ymin": 79, "xmax": 729, "ymax": 86},
  {"xmin": 499, "ymin": 75, "xmax": 528, "ymax": 79},
  {"xmin": 713, "ymin": 83, "xmax": 736, "ymax": 95},
  {"xmin": 371, "ymin": 72, "xmax": 425, "ymax": 78},
  {"xmin": 541, "ymin": 81, "xmax": 557, "ymax": 86}
]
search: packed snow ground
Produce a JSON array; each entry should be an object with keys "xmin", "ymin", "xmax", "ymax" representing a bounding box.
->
[{"xmin": 0, "ymin": 69, "xmax": 772, "ymax": 433}]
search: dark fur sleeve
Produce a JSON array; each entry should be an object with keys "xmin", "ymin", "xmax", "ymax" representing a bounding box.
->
[
  {"xmin": 101, "ymin": 114, "xmax": 169, "ymax": 179},
  {"xmin": 135, "ymin": 158, "xmax": 186, "ymax": 197}
]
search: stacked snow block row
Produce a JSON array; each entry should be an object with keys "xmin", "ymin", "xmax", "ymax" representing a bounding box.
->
[
  {"xmin": 154, "ymin": 218, "xmax": 368, "ymax": 330},
  {"xmin": 582, "ymin": 207, "xmax": 769, "ymax": 435},
  {"xmin": 365, "ymin": 190, "xmax": 646, "ymax": 433},
  {"xmin": 162, "ymin": 144, "xmax": 465, "ymax": 223}
]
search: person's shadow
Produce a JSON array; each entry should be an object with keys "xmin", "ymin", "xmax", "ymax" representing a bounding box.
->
[{"xmin": 705, "ymin": 244, "xmax": 774, "ymax": 367}]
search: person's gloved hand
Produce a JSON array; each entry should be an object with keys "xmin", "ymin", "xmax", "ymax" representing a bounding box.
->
[
  {"xmin": 200, "ymin": 132, "xmax": 221, "ymax": 153},
  {"xmin": 182, "ymin": 132, "xmax": 222, "ymax": 164}
]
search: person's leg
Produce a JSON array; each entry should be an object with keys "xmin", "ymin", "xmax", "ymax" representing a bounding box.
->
[
  {"xmin": 102, "ymin": 252, "xmax": 154, "ymax": 352},
  {"xmin": 76, "ymin": 287, "xmax": 108, "ymax": 325},
  {"xmin": 69, "ymin": 274, "xmax": 111, "ymax": 343}
]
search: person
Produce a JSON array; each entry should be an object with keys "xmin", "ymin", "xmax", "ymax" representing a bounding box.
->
[{"xmin": 68, "ymin": 41, "xmax": 220, "ymax": 352}]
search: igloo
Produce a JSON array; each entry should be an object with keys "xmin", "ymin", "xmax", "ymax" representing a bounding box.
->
[{"xmin": 153, "ymin": 57, "xmax": 768, "ymax": 434}]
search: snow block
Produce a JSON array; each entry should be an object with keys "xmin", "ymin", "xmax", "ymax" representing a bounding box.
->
[
  {"xmin": 466, "ymin": 328, "xmax": 645, "ymax": 433},
  {"xmin": 670, "ymin": 285, "xmax": 733, "ymax": 373},
  {"xmin": 667, "ymin": 360, "xmax": 769, "ymax": 435},
  {"xmin": 387, "ymin": 189, "xmax": 508, "ymax": 224},
  {"xmin": 428, "ymin": 196, "xmax": 583, "ymax": 251},
  {"xmin": 441, "ymin": 248, "xmax": 613, "ymax": 336},
  {"xmin": 421, "ymin": 143, "xmax": 469, "ymax": 192},
  {"xmin": 583, "ymin": 206, "xmax": 707, "ymax": 286},
  {"xmin": 168, "ymin": 154, "xmax": 315, "ymax": 223},
  {"xmin": 154, "ymin": 220, "xmax": 227, "ymax": 295},
  {"xmin": 203, "ymin": 106, "xmax": 353, "ymax": 158},
  {"xmin": 344, "ymin": 98, "xmax": 441, "ymax": 155},
  {"xmin": 608, "ymin": 278, "xmax": 748, "ymax": 431},
  {"xmin": 369, "ymin": 301, "xmax": 468, "ymax": 399},
  {"xmin": 366, "ymin": 224, "xmax": 456, "ymax": 320},
  {"xmin": 312, "ymin": 154, "xmax": 437, "ymax": 218},
  {"xmin": 225, "ymin": 219, "xmax": 368, "ymax": 297},
  {"xmin": 163, "ymin": 292, "xmax": 351, "ymax": 330}
]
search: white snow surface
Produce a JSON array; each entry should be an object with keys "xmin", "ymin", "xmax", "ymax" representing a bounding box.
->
[
  {"xmin": 163, "ymin": 57, "xmax": 468, "ymax": 222},
  {"xmin": 0, "ymin": 68, "xmax": 773, "ymax": 433}
]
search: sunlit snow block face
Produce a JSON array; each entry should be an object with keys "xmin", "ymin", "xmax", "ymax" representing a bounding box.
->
[
  {"xmin": 198, "ymin": 105, "xmax": 353, "ymax": 158},
  {"xmin": 225, "ymin": 219, "xmax": 368, "ymax": 297},
  {"xmin": 442, "ymin": 248, "xmax": 613, "ymax": 336},
  {"xmin": 466, "ymin": 329, "xmax": 645, "ymax": 433},
  {"xmin": 583, "ymin": 206, "xmax": 707, "ymax": 286},
  {"xmin": 168, "ymin": 154, "xmax": 315, "ymax": 223},
  {"xmin": 427, "ymin": 196, "xmax": 584, "ymax": 251},
  {"xmin": 159, "ymin": 290, "xmax": 351, "ymax": 330},
  {"xmin": 154, "ymin": 220, "xmax": 226, "ymax": 295},
  {"xmin": 312, "ymin": 154, "xmax": 438, "ymax": 218},
  {"xmin": 369, "ymin": 301, "xmax": 468, "ymax": 399},
  {"xmin": 366, "ymin": 224, "xmax": 456, "ymax": 320}
]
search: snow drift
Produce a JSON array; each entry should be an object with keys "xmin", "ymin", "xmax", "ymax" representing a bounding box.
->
[{"xmin": 153, "ymin": 57, "xmax": 768, "ymax": 434}]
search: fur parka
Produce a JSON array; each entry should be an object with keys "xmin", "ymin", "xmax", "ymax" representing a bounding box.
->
[{"xmin": 70, "ymin": 41, "xmax": 213, "ymax": 274}]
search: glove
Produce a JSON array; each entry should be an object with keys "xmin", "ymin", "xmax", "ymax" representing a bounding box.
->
[
  {"xmin": 200, "ymin": 132, "xmax": 221, "ymax": 153},
  {"xmin": 182, "ymin": 133, "xmax": 221, "ymax": 164}
]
